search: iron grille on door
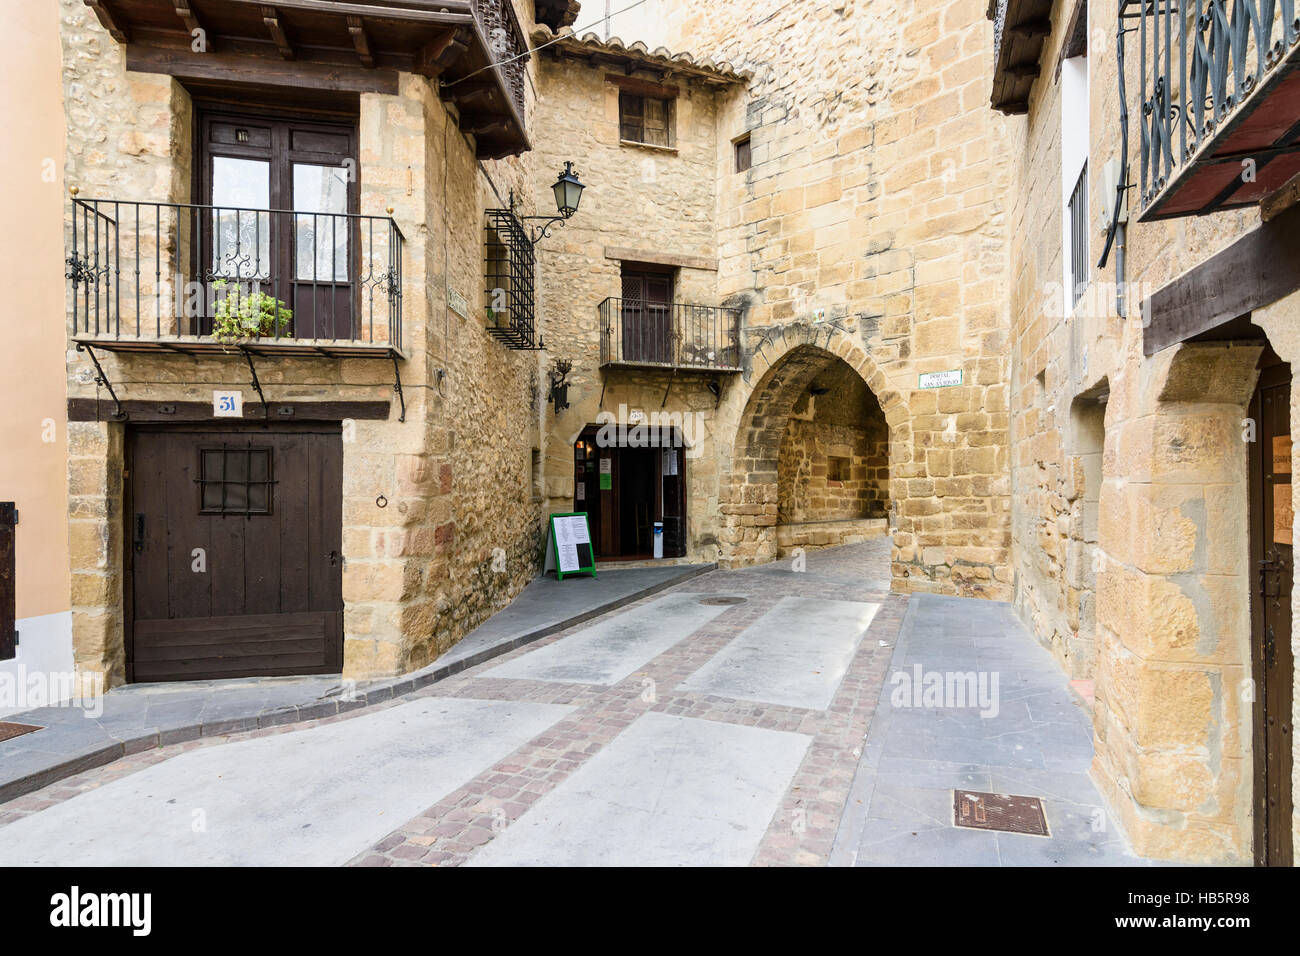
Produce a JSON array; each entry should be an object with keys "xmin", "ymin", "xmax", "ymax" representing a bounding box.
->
[
  {"xmin": 483, "ymin": 209, "xmax": 538, "ymax": 349},
  {"xmin": 1068, "ymin": 161, "xmax": 1089, "ymax": 310}
]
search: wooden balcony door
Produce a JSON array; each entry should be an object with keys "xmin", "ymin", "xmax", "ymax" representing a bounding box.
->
[
  {"xmin": 199, "ymin": 108, "xmax": 358, "ymax": 341},
  {"xmin": 620, "ymin": 267, "xmax": 674, "ymax": 364}
]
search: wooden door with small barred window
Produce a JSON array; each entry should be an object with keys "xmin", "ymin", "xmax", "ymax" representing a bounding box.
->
[{"xmin": 126, "ymin": 424, "xmax": 343, "ymax": 682}]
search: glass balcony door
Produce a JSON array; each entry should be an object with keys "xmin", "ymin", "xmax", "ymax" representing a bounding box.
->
[{"xmin": 200, "ymin": 109, "xmax": 357, "ymax": 341}]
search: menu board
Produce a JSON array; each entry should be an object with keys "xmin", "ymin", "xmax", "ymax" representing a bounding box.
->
[{"xmin": 544, "ymin": 512, "xmax": 597, "ymax": 580}]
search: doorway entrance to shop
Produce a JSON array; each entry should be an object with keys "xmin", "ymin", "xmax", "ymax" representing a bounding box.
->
[{"xmin": 574, "ymin": 424, "xmax": 686, "ymax": 561}]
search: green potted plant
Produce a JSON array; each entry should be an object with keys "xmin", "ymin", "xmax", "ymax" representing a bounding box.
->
[{"xmin": 210, "ymin": 280, "xmax": 292, "ymax": 344}]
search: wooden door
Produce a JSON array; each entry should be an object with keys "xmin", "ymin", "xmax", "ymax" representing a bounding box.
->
[
  {"xmin": 199, "ymin": 109, "xmax": 357, "ymax": 341},
  {"xmin": 621, "ymin": 269, "xmax": 674, "ymax": 364},
  {"xmin": 127, "ymin": 425, "xmax": 343, "ymax": 682},
  {"xmin": 1249, "ymin": 360, "xmax": 1295, "ymax": 866}
]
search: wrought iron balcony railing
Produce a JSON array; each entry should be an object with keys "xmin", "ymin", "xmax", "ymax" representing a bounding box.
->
[
  {"xmin": 1121, "ymin": 0, "xmax": 1300, "ymax": 219},
  {"xmin": 599, "ymin": 297, "xmax": 743, "ymax": 372},
  {"xmin": 66, "ymin": 197, "xmax": 403, "ymax": 358},
  {"xmin": 472, "ymin": 0, "xmax": 527, "ymax": 120}
]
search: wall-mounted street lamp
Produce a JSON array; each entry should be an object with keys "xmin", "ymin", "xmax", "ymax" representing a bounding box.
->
[{"xmin": 510, "ymin": 161, "xmax": 586, "ymax": 245}]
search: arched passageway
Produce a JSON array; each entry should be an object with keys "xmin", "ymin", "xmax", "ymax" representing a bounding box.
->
[{"xmin": 720, "ymin": 339, "xmax": 907, "ymax": 570}]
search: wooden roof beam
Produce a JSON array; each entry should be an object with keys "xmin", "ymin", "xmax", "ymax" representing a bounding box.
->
[
  {"xmin": 174, "ymin": 2, "xmax": 209, "ymax": 49},
  {"xmin": 261, "ymin": 6, "xmax": 295, "ymax": 59},
  {"xmin": 347, "ymin": 16, "xmax": 374, "ymax": 68}
]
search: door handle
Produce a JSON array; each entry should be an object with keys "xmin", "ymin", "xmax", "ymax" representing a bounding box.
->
[
  {"xmin": 328, "ymin": 550, "xmax": 339, "ymax": 566},
  {"xmin": 134, "ymin": 514, "xmax": 145, "ymax": 553}
]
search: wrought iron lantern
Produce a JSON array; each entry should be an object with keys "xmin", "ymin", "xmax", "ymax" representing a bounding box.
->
[
  {"xmin": 551, "ymin": 161, "xmax": 584, "ymax": 219},
  {"xmin": 509, "ymin": 162, "xmax": 587, "ymax": 245}
]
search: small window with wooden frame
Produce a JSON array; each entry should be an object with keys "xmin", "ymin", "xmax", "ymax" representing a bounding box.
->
[
  {"xmin": 734, "ymin": 134, "xmax": 752, "ymax": 173},
  {"xmin": 619, "ymin": 91, "xmax": 674, "ymax": 147}
]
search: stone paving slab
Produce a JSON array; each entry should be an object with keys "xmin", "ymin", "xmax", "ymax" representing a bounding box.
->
[
  {"xmin": 0, "ymin": 697, "xmax": 575, "ymax": 866},
  {"xmin": 830, "ymin": 593, "xmax": 1155, "ymax": 867},
  {"xmin": 464, "ymin": 711, "xmax": 812, "ymax": 867},
  {"xmin": 0, "ymin": 563, "xmax": 712, "ymax": 806},
  {"xmin": 480, "ymin": 592, "xmax": 731, "ymax": 686},
  {"xmin": 676, "ymin": 596, "xmax": 879, "ymax": 710}
]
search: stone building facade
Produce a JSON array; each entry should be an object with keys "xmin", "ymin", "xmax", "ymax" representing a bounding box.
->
[
  {"xmin": 58, "ymin": 0, "xmax": 552, "ymax": 684},
  {"xmin": 992, "ymin": 0, "xmax": 1300, "ymax": 863},
  {"xmin": 20, "ymin": 0, "xmax": 1297, "ymax": 866}
]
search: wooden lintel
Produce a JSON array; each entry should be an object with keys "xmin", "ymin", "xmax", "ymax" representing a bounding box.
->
[
  {"xmin": 68, "ymin": 398, "xmax": 392, "ymax": 423},
  {"xmin": 261, "ymin": 6, "xmax": 294, "ymax": 60},
  {"xmin": 85, "ymin": 0, "xmax": 129, "ymax": 43},
  {"xmin": 1144, "ymin": 200, "xmax": 1300, "ymax": 355},
  {"xmin": 126, "ymin": 44, "xmax": 399, "ymax": 95},
  {"xmin": 1006, "ymin": 62, "xmax": 1040, "ymax": 78},
  {"xmin": 346, "ymin": 15, "xmax": 374, "ymax": 68}
]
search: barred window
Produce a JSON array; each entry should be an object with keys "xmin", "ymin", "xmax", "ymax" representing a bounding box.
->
[
  {"xmin": 483, "ymin": 209, "xmax": 537, "ymax": 349},
  {"xmin": 620, "ymin": 92, "xmax": 673, "ymax": 147},
  {"xmin": 199, "ymin": 446, "xmax": 274, "ymax": 515}
]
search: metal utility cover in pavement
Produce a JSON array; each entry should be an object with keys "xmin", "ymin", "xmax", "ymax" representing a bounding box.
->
[
  {"xmin": 953, "ymin": 790, "xmax": 1049, "ymax": 836},
  {"xmin": 698, "ymin": 596, "xmax": 747, "ymax": 606},
  {"xmin": 0, "ymin": 722, "xmax": 42, "ymax": 743}
]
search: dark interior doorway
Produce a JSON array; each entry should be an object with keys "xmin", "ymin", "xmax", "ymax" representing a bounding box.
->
[
  {"xmin": 1249, "ymin": 351, "xmax": 1295, "ymax": 867},
  {"xmin": 574, "ymin": 424, "xmax": 686, "ymax": 560}
]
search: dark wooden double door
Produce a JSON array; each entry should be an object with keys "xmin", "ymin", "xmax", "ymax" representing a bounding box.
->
[
  {"xmin": 127, "ymin": 425, "xmax": 343, "ymax": 682},
  {"xmin": 198, "ymin": 108, "xmax": 358, "ymax": 340},
  {"xmin": 1249, "ymin": 359, "xmax": 1295, "ymax": 867}
]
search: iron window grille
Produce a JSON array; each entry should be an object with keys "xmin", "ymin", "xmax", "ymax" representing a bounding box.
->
[
  {"xmin": 620, "ymin": 92, "xmax": 674, "ymax": 147},
  {"xmin": 483, "ymin": 208, "xmax": 539, "ymax": 349},
  {"xmin": 198, "ymin": 445, "xmax": 276, "ymax": 515},
  {"xmin": 1068, "ymin": 161, "xmax": 1090, "ymax": 310}
]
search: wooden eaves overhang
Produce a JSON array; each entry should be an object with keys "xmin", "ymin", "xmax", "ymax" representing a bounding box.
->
[
  {"xmin": 529, "ymin": 25, "xmax": 752, "ymax": 88},
  {"xmin": 83, "ymin": 0, "xmax": 531, "ymax": 158},
  {"xmin": 987, "ymin": 0, "xmax": 1057, "ymax": 114}
]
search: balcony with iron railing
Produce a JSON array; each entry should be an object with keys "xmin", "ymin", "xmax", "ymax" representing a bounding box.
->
[
  {"xmin": 1119, "ymin": 0, "xmax": 1300, "ymax": 220},
  {"xmin": 66, "ymin": 197, "xmax": 403, "ymax": 359},
  {"xmin": 598, "ymin": 298, "xmax": 743, "ymax": 373}
]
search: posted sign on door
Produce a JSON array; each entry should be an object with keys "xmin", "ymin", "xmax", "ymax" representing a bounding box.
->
[{"xmin": 544, "ymin": 512, "xmax": 597, "ymax": 580}]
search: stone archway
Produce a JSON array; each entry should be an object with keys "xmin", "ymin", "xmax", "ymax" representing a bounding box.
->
[{"xmin": 719, "ymin": 324, "xmax": 909, "ymax": 574}]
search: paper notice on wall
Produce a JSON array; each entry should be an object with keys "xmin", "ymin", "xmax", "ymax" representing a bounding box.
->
[
  {"xmin": 575, "ymin": 484, "xmax": 585, "ymax": 502},
  {"xmin": 1274, "ymin": 435, "xmax": 1292, "ymax": 475},
  {"xmin": 599, "ymin": 458, "xmax": 612, "ymax": 474},
  {"xmin": 1275, "ymin": 483, "xmax": 1293, "ymax": 545}
]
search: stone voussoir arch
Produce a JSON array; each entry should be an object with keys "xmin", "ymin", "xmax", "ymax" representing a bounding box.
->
[{"xmin": 717, "ymin": 320, "xmax": 910, "ymax": 571}]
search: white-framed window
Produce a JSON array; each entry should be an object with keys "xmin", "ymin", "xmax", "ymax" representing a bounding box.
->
[{"xmin": 1061, "ymin": 31, "xmax": 1090, "ymax": 312}]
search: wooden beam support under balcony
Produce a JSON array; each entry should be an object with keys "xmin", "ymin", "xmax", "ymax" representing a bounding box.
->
[
  {"xmin": 988, "ymin": 0, "xmax": 1054, "ymax": 114},
  {"xmin": 415, "ymin": 27, "xmax": 472, "ymax": 78},
  {"xmin": 261, "ymin": 6, "xmax": 294, "ymax": 60},
  {"xmin": 173, "ymin": 1, "xmax": 207, "ymax": 47},
  {"xmin": 346, "ymin": 16, "xmax": 373, "ymax": 68},
  {"xmin": 83, "ymin": 0, "xmax": 529, "ymax": 158},
  {"xmin": 86, "ymin": 0, "xmax": 129, "ymax": 43}
]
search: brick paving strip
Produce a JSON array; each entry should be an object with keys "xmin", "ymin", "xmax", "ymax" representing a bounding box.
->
[{"xmin": 0, "ymin": 559, "xmax": 905, "ymax": 867}]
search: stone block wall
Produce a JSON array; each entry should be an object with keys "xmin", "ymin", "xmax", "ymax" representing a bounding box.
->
[{"xmin": 649, "ymin": 0, "xmax": 1016, "ymax": 597}]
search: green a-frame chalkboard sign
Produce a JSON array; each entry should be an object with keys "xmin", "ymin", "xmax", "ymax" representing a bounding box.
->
[{"xmin": 544, "ymin": 512, "xmax": 597, "ymax": 580}]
